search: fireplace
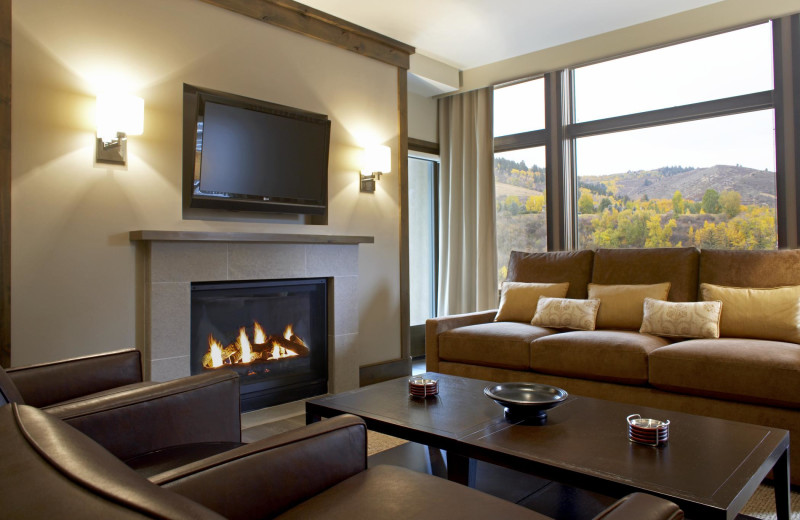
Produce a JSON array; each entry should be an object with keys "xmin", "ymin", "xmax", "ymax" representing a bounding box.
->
[{"xmin": 190, "ymin": 278, "xmax": 328, "ymax": 412}]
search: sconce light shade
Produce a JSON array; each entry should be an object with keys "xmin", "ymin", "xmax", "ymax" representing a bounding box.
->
[
  {"xmin": 95, "ymin": 93, "xmax": 144, "ymax": 166},
  {"xmin": 360, "ymin": 144, "xmax": 392, "ymax": 193}
]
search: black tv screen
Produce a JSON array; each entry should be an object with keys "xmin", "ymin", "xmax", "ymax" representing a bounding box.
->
[{"xmin": 184, "ymin": 85, "xmax": 330, "ymax": 215}]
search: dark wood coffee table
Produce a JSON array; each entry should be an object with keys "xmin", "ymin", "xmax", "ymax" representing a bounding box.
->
[{"xmin": 306, "ymin": 372, "xmax": 791, "ymax": 520}]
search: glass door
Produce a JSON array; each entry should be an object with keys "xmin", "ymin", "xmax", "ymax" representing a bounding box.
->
[{"xmin": 408, "ymin": 156, "xmax": 438, "ymax": 357}]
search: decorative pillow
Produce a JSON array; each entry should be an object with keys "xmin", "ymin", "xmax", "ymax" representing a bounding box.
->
[
  {"xmin": 531, "ymin": 297, "xmax": 600, "ymax": 331},
  {"xmin": 700, "ymin": 283, "xmax": 800, "ymax": 344},
  {"xmin": 587, "ymin": 282, "xmax": 671, "ymax": 330},
  {"xmin": 494, "ymin": 282, "xmax": 570, "ymax": 323},
  {"xmin": 639, "ymin": 298, "xmax": 722, "ymax": 338}
]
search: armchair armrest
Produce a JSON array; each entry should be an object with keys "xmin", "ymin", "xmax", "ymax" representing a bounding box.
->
[
  {"xmin": 592, "ymin": 493, "xmax": 683, "ymax": 520},
  {"xmin": 7, "ymin": 349, "xmax": 143, "ymax": 407},
  {"xmin": 425, "ymin": 310, "xmax": 497, "ymax": 371},
  {"xmin": 46, "ymin": 370, "xmax": 241, "ymax": 461},
  {"xmin": 153, "ymin": 414, "xmax": 367, "ymax": 520}
]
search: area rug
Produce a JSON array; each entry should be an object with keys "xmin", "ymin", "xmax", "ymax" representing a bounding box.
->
[{"xmin": 740, "ymin": 484, "xmax": 800, "ymax": 520}]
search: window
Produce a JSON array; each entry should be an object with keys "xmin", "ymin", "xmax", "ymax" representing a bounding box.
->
[
  {"xmin": 494, "ymin": 148, "xmax": 547, "ymax": 283},
  {"xmin": 574, "ymin": 23, "xmax": 773, "ymax": 122},
  {"xmin": 494, "ymin": 78, "xmax": 547, "ymax": 282},
  {"xmin": 408, "ymin": 156, "xmax": 437, "ymax": 327},
  {"xmin": 576, "ymin": 110, "xmax": 777, "ymax": 249},
  {"xmin": 493, "ymin": 20, "xmax": 794, "ymax": 258},
  {"xmin": 572, "ymin": 22, "xmax": 777, "ymax": 251},
  {"xmin": 494, "ymin": 78, "xmax": 545, "ymax": 136}
]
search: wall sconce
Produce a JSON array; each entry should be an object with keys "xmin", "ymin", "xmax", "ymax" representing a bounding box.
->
[
  {"xmin": 360, "ymin": 145, "xmax": 391, "ymax": 193},
  {"xmin": 95, "ymin": 93, "xmax": 144, "ymax": 166}
]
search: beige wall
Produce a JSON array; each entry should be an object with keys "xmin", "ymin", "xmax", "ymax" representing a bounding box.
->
[
  {"xmin": 462, "ymin": 0, "xmax": 800, "ymax": 92},
  {"xmin": 408, "ymin": 90, "xmax": 437, "ymax": 143},
  {"xmin": 11, "ymin": 0, "xmax": 401, "ymax": 368}
]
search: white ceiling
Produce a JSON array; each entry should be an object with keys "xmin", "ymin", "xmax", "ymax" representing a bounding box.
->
[{"xmin": 301, "ymin": 0, "xmax": 724, "ymax": 70}]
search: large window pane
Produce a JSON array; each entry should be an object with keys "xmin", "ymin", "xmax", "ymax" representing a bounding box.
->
[
  {"xmin": 494, "ymin": 78, "xmax": 545, "ymax": 137},
  {"xmin": 409, "ymin": 157, "xmax": 436, "ymax": 325},
  {"xmin": 576, "ymin": 110, "xmax": 777, "ymax": 250},
  {"xmin": 574, "ymin": 23, "xmax": 773, "ymax": 122},
  {"xmin": 495, "ymin": 147, "xmax": 547, "ymax": 283}
]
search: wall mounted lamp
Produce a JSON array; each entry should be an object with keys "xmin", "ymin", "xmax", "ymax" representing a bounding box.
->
[
  {"xmin": 360, "ymin": 145, "xmax": 391, "ymax": 193},
  {"xmin": 95, "ymin": 93, "xmax": 144, "ymax": 166}
]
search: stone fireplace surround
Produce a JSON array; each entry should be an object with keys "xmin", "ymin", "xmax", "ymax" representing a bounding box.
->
[{"xmin": 130, "ymin": 231, "xmax": 373, "ymax": 395}]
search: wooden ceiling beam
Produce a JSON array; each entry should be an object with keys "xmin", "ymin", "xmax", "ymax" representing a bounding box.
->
[{"xmin": 198, "ymin": 0, "xmax": 415, "ymax": 69}]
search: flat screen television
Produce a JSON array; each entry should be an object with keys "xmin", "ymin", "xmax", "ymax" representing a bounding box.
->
[{"xmin": 183, "ymin": 85, "xmax": 330, "ymax": 215}]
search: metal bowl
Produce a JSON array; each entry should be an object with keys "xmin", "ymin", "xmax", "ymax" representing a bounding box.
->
[{"xmin": 484, "ymin": 382, "xmax": 568, "ymax": 421}]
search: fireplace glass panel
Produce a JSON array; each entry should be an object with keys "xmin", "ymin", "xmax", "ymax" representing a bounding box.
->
[{"xmin": 190, "ymin": 278, "xmax": 328, "ymax": 412}]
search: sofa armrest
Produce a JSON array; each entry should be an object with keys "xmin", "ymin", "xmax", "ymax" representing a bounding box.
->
[
  {"xmin": 425, "ymin": 310, "xmax": 497, "ymax": 371},
  {"xmin": 46, "ymin": 370, "xmax": 241, "ymax": 461},
  {"xmin": 592, "ymin": 493, "xmax": 683, "ymax": 520},
  {"xmin": 7, "ymin": 349, "xmax": 143, "ymax": 407},
  {"xmin": 153, "ymin": 414, "xmax": 367, "ymax": 520}
]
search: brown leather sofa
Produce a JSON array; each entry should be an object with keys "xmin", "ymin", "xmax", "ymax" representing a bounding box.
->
[
  {"xmin": 0, "ymin": 402, "xmax": 683, "ymax": 519},
  {"xmin": 0, "ymin": 349, "xmax": 243, "ymax": 475},
  {"xmin": 427, "ymin": 247, "xmax": 800, "ymax": 484}
]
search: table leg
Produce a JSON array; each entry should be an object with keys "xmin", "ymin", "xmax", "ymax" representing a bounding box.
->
[
  {"xmin": 426, "ymin": 446, "xmax": 448, "ymax": 479},
  {"xmin": 446, "ymin": 452, "xmax": 477, "ymax": 488},
  {"xmin": 774, "ymin": 448, "xmax": 791, "ymax": 520},
  {"xmin": 305, "ymin": 412, "xmax": 321, "ymax": 425}
]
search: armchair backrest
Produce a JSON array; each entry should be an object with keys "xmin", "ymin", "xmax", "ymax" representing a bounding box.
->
[
  {"xmin": 0, "ymin": 403, "xmax": 223, "ymax": 519},
  {"xmin": 6, "ymin": 349, "xmax": 143, "ymax": 407},
  {"xmin": 0, "ymin": 365, "xmax": 23, "ymax": 405}
]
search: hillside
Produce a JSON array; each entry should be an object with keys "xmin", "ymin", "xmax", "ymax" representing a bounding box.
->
[{"xmin": 581, "ymin": 165, "xmax": 776, "ymax": 207}]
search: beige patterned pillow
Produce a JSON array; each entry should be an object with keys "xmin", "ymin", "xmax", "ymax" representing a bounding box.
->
[
  {"xmin": 531, "ymin": 297, "xmax": 600, "ymax": 331},
  {"xmin": 494, "ymin": 282, "xmax": 570, "ymax": 322},
  {"xmin": 639, "ymin": 297, "xmax": 722, "ymax": 338}
]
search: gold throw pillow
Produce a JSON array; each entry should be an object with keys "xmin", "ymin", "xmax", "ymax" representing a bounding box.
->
[
  {"xmin": 700, "ymin": 283, "xmax": 800, "ymax": 344},
  {"xmin": 495, "ymin": 282, "xmax": 570, "ymax": 323},
  {"xmin": 639, "ymin": 297, "xmax": 722, "ymax": 338},
  {"xmin": 587, "ymin": 282, "xmax": 671, "ymax": 330},
  {"xmin": 531, "ymin": 297, "xmax": 600, "ymax": 331}
]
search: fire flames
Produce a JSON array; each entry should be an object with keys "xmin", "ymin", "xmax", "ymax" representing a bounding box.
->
[{"xmin": 202, "ymin": 321, "xmax": 309, "ymax": 370}]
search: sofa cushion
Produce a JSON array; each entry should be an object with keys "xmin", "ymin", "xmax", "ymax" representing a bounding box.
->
[
  {"xmin": 507, "ymin": 250, "xmax": 594, "ymax": 299},
  {"xmin": 700, "ymin": 283, "xmax": 800, "ymax": 344},
  {"xmin": 640, "ymin": 298, "xmax": 722, "ymax": 339},
  {"xmin": 439, "ymin": 322, "xmax": 555, "ymax": 370},
  {"xmin": 531, "ymin": 297, "xmax": 600, "ymax": 331},
  {"xmin": 495, "ymin": 282, "xmax": 570, "ymax": 323},
  {"xmin": 649, "ymin": 338, "xmax": 800, "ymax": 409},
  {"xmin": 591, "ymin": 247, "xmax": 699, "ymax": 302},
  {"xmin": 588, "ymin": 283, "xmax": 671, "ymax": 330},
  {"xmin": 530, "ymin": 331, "xmax": 671, "ymax": 385},
  {"xmin": 699, "ymin": 248, "xmax": 800, "ymax": 289}
]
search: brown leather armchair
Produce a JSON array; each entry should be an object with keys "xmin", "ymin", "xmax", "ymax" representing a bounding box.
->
[
  {"xmin": 0, "ymin": 403, "xmax": 683, "ymax": 519},
  {"xmin": 0, "ymin": 349, "xmax": 243, "ymax": 474}
]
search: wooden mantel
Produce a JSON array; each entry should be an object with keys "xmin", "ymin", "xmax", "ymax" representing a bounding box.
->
[{"xmin": 129, "ymin": 230, "xmax": 374, "ymax": 245}]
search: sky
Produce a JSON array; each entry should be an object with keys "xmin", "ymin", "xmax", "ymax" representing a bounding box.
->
[{"xmin": 493, "ymin": 22, "xmax": 776, "ymax": 176}]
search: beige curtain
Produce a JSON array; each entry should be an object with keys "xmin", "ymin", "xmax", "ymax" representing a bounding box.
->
[{"xmin": 437, "ymin": 88, "xmax": 497, "ymax": 316}]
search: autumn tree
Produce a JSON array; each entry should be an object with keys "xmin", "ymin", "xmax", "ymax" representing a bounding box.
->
[
  {"xmin": 645, "ymin": 214, "xmax": 676, "ymax": 247},
  {"xmin": 578, "ymin": 191, "xmax": 595, "ymax": 214},
  {"xmin": 525, "ymin": 195, "xmax": 544, "ymax": 213},
  {"xmin": 701, "ymin": 189, "xmax": 720, "ymax": 214},
  {"xmin": 672, "ymin": 191, "xmax": 685, "ymax": 215},
  {"xmin": 505, "ymin": 195, "xmax": 521, "ymax": 215},
  {"xmin": 719, "ymin": 190, "xmax": 742, "ymax": 219}
]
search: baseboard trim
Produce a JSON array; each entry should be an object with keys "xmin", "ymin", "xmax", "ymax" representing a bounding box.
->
[{"xmin": 360, "ymin": 358, "xmax": 411, "ymax": 387}]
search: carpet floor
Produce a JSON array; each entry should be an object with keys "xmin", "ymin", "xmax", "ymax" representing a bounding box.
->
[{"xmin": 242, "ymin": 414, "xmax": 798, "ymax": 519}]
